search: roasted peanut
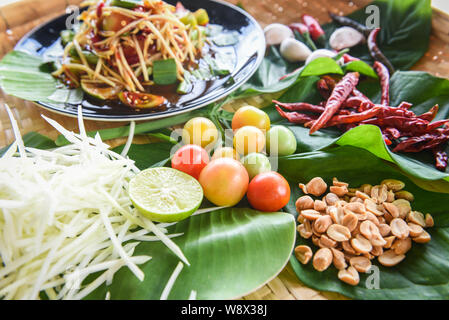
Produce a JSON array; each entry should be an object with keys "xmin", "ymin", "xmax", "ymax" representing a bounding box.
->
[
  {"xmin": 378, "ymin": 249, "xmax": 405, "ymax": 267},
  {"xmin": 333, "ymin": 177, "xmax": 349, "ymax": 187},
  {"xmin": 319, "ymin": 234, "xmax": 337, "ymax": 248},
  {"xmin": 387, "ymin": 190, "xmax": 395, "ymax": 203},
  {"xmin": 425, "ymin": 213, "xmax": 434, "ymax": 228},
  {"xmin": 383, "ymin": 202, "xmax": 400, "ymax": 218},
  {"xmin": 300, "ymin": 209, "xmax": 321, "ymax": 221},
  {"xmin": 360, "ymin": 220, "xmax": 386, "ymax": 247},
  {"xmin": 327, "ymin": 224, "xmax": 351, "ymax": 242},
  {"xmin": 355, "ymin": 190, "xmax": 370, "ymax": 200},
  {"xmin": 342, "ymin": 240, "xmax": 357, "ymax": 255},
  {"xmin": 338, "ymin": 266, "xmax": 359, "ymax": 286},
  {"xmin": 350, "ymin": 197, "xmax": 364, "ymax": 204},
  {"xmin": 349, "ymin": 256, "xmax": 372, "ymax": 273},
  {"xmin": 313, "ymin": 248, "xmax": 333, "ymax": 272},
  {"xmin": 364, "ymin": 199, "xmax": 384, "ymax": 216},
  {"xmin": 381, "ymin": 179, "xmax": 405, "ymax": 192},
  {"xmin": 296, "ymin": 196, "xmax": 314, "ymax": 212},
  {"xmin": 325, "ymin": 193, "xmax": 340, "ymax": 206},
  {"xmin": 295, "ymin": 245, "xmax": 313, "ymax": 265},
  {"xmin": 314, "ymin": 200, "xmax": 327, "ymax": 212},
  {"xmin": 395, "ymin": 190, "xmax": 414, "ymax": 202},
  {"xmin": 305, "ymin": 177, "xmax": 327, "ymax": 196},
  {"xmin": 371, "ymin": 245, "xmax": 383, "ymax": 257},
  {"xmin": 413, "ymin": 230, "xmax": 431, "ymax": 243},
  {"xmin": 351, "ymin": 235, "xmax": 373, "ymax": 254},
  {"xmin": 342, "ymin": 212, "xmax": 358, "ymax": 232},
  {"xmin": 314, "ymin": 215, "xmax": 333, "ymax": 234},
  {"xmin": 297, "ymin": 221, "xmax": 312, "ymax": 239},
  {"xmin": 407, "ymin": 223, "xmax": 423, "ymax": 237},
  {"xmin": 330, "ymin": 185, "xmax": 348, "ymax": 197},
  {"xmin": 312, "ymin": 235, "xmax": 320, "ymax": 247},
  {"xmin": 360, "ymin": 184, "xmax": 372, "ymax": 195},
  {"xmin": 378, "ymin": 223, "xmax": 391, "ymax": 237},
  {"xmin": 328, "ymin": 206, "xmax": 344, "ymax": 224},
  {"xmin": 383, "ymin": 236, "xmax": 396, "ymax": 249},
  {"xmin": 391, "ymin": 238, "xmax": 412, "ymax": 255},
  {"xmin": 365, "ymin": 211, "xmax": 380, "ymax": 226},
  {"xmin": 330, "ymin": 247, "xmax": 347, "ymax": 270},
  {"xmin": 390, "ymin": 218, "xmax": 410, "ymax": 239},
  {"xmin": 407, "ymin": 211, "xmax": 426, "ymax": 227},
  {"xmin": 392, "ymin": 199, "xmax": 411, "ymax": 219}
]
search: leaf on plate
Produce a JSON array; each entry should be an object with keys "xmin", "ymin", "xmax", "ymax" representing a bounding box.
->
[
  {"xmin": 0, "ymin": 50, "xmax": 83, "ymax": 105},
  {"xmin": 113, "ymin": 142, "xmax": 173, "ymax": 170},
  {"xmin": 86, "ymin": 208, "xmax": 296, "ymax": 300},
  {"xmin": 279, "ymin": 146, "xmax": 449, "ymax": 299},
  {"xmin": 323, "ymin": 0, "xmax": 432, "ymax": 71}
]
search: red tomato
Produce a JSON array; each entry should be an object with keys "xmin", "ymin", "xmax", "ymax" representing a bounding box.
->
[
  {"xmin": 171, "ymin": 144, "xmax": 210, "ymax": 180},
  {"xmin": 247, "ymin": 172, "xmax": 291, "ymax": 212}
]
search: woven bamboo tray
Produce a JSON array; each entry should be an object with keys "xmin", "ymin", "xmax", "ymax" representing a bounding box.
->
[{"xmin": 1, "ymin": 0, "xmax": 449, "ymax": 300}]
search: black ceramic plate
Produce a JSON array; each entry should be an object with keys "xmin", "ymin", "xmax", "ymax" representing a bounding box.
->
[{"xmin": 15, "ymin": 0, "xmax": 265, "ymax": 121}]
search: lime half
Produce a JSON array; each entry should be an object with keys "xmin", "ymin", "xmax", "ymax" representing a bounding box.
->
[{"xmin": 129, "ymin": 167, "xmax": 203, "ymax": 223}]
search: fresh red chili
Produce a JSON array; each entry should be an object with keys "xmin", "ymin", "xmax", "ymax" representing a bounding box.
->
[
  {"xmin": 373, "ymin": 61, "xmax": 390, "ymax": 106},
  {"xmin": 309, "ymin": 72, "xmax": 360, "ymax": 134},
  {"xmin": 301, "ymin": 14, "xmax": 325, "ymax": 42},
  {"xmin": 289, "ymin": 22, "xmax": 308, "ymax": 35},
  {"xmin": 367, "ymin": 28, "xmax": 395, "ymax": 75},
  {"xmin": 343, "ymin": 54, "xmax": 360, "ymax": 63},
  {"xmin": 96, "ymin": 1, "xmax": 104, "ymax": 17}
]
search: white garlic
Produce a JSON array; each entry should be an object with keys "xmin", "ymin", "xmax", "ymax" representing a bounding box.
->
[
  {"xmin": 280, "ymin": 38, "xmax": 312, "ymax": 62},
  {"xmin": 329, "ymin": 27, "xmax": 365, "ymax": 51},
  {"xmin": 264, "ymin": 23, "xmax": 294, "ymax": 46},
  {"xmin": 305, "ymin": 49, "xmax": 344, "ymax": 66}
]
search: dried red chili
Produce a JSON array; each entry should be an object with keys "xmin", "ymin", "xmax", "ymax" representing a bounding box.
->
[
  {"xmin": 273, "ymin": 100, "xmax": 325, "ymax": 113},
  {"xmin": 343, "ymin": 54, "xmax": 360, "ymax": 63},
  {"xmin": 373, "ymin": 61, "xmax": 390, "ymax": 106},
  {"xmin": 418, "ymin": 105, "xmax": 439, "ymax": 122},
  {"xmin": 433, "ymin": 149, "xmax": 448, "ymax": 171},
  {"xmin": 275, "ymin": 106, "xmax": 318, "ymax": 124},
  {"xmin": 309, "ymin": 72, "xmax": 360, "ymax": 134},
  {"xmin": 367, "ymin": 28, "xmax": 395, "ymax": 75}
]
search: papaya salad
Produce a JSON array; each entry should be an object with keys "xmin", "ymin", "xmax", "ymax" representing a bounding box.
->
[{"xmin": 52, "ymin": 0, "xmax": 231, "ymax": 110}]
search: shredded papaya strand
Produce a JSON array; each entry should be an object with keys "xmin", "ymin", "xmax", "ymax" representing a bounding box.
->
[
  {"xmin": 114, "ymin": 51, "xmax": 135, "ymax": 92},
  {"xmin": 118, "ymin": 45, "xmax": 145, "ymax": 92},
  {"xmin": 64, "ymin": 63, "xmax": 115, "ymax": 87},
  {"xmin": 132, "ymin": 35, "xmax": 149, "ymax": 82}
]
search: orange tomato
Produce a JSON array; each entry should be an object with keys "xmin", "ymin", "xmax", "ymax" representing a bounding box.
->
[{"xmin": 198, "ymin": 158, "xmax": 249, "ymax": 206}]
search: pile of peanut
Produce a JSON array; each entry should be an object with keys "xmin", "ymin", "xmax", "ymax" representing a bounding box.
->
[{"xmin": 294, "ymin": 177, "xmax": 434, "ymax": 286}]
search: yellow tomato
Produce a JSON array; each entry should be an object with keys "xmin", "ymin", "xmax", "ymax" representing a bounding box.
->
[
  {"xmin": 233, "ymin": 126, "xmax": 266, "ymax": 155},
  {"xmin": 232, "ymin": 105, "xmax": 270, "ymax": 132},
  {"xmin": 199, "ymin": 158, "xmax": 249, "ymax": 206},
  {"xmin": 211, "ymin": 147, "xmax": 240, "ymax": 161},
  {"xmin": 182, "ymin": 117, "xmax": 218, "ymax": 149}
]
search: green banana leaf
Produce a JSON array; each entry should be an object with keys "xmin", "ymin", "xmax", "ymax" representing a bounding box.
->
[
  {"xmin": 278, "ymin": 146, "xmax": 449, "ymax": 300},
  {"xmin": 265, "ymin": 71, "xmax": 449, "ymax": 183},
  {"xmin": 0, "ymin": 51, "xmax": 82, "ymax": 105},
  {"xmin": 86, "ymin": 208, "xmax": 296, "ymax": 300},
  {"xmin": 323, "ymin": 0, "xmax": 432, "ymax": 71}
]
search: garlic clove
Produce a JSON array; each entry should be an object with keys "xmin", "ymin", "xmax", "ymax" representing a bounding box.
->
[
  {"xmin": 329, "ymin": 26, "xmax": 365, "ymax": 51},
  {"xmin": 305, "ymin": 49, "xmax": 344, "ymax": 66},
  {"xmin": 280, "ymin": 38, "xmax": 312, "ymax": 62},
  {"xmin": 264, "ymin": 23, "xmax": 294, "ymax": 46}
]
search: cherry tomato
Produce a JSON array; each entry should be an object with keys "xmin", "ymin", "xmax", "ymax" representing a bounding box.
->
[
  {"xmin": 241, "ymin": 153, "xmax": 271, "ymax": 180},
  {"xmin": 182, "ymin": 117, "xmax": 218, "ymax": 149},
  {"xmin": 211, "ymin": 147, "xmax": 240, "ymax": 161},
  {"xmin": 171, "ymin": 144, "xmax": 210, "ymax": 180},
  {"xmin": 118, "ymin": 91, "xmax": 166, "ymax": 109},
  {"xmin": 247, "ymin": 172, "xmax": 291, "ymax": 212},
  {"xmin": 233, "ymin": 126, "xmax": 266, "ymax": 155},
  {"xmin": 232, "ymin": 105, "xmax": 271, "ymax": 132},
  {"xmin": 199, "ymin": 158, "xmax": 249, "ymax": 206},
  {"xmin": 266, "ymin": 125, "xmax": 297, "ymax": 156}
]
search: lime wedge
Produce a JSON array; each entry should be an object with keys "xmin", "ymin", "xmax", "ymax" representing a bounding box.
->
[{"xmin": 129, "ymin": 167, "xmax": 203, "ymax": 223}]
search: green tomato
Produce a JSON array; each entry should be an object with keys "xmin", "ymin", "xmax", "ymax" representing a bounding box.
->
[
  {"xmin": 266, "ymin": 125, "xmax": 297, "ymax": 156},
  {"xmin": 241, "ymin": 153, "xmax": 271, "ymax": 180}
]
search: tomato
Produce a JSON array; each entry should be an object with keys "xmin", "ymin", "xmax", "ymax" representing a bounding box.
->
[
  {"xmin": 118, "ymin": 91, "xmax": 166, "ymax": 108},
  {"xmin": 182, "ymin": 117, "xmax": 218, "ymax": 149},
  {"xmin": 211, "ymin": 147, "xmax": 240, "ymax": 161},
  {"xmin": 247, "ymin": 172, "xmax": 291, "ymax": 212},
  {"xmin": 232, "ymin": 105, "xmax": 271, "ymax": 132},
  {"xmin": 199, "ymin": 158, "xmax": 249, "ymax": 206},
  {"xmin": 241, "ymin": 153, "xmax": 271, "ymax": 180},
  {"xmin": 171, "ymin": 144, "xmax": 210, "ymax": 180},
  {"xmin": 266, "ymin": 125, "xmax": 297, "ymax": 156},
  {"xmin": 233, "ymin": 126, "xmax": 266, "ymax": 155},
  {"xmin": 101, "ymin": 12, "xmax": 133, "ymax": 32}
]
